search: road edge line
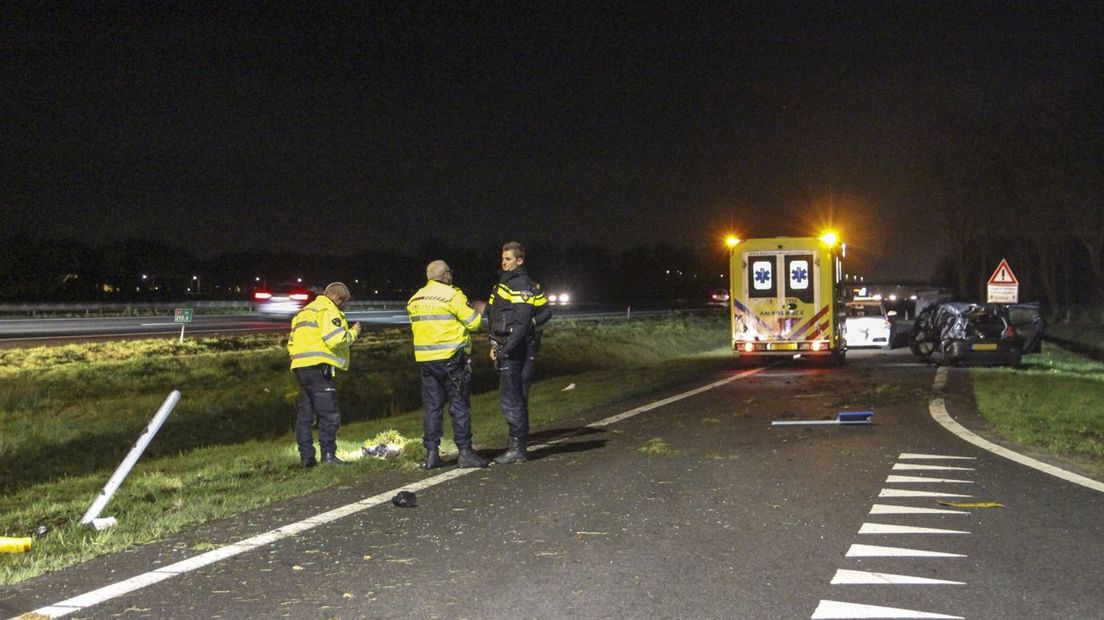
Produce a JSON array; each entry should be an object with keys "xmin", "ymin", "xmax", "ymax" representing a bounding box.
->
[
  {"xmin": 21, "ymin": 364, "xmax": 762, "ymax": 619},
  {"xmin": 929, "ymin": 366, "xmax": 1104, "ymax": 494}
]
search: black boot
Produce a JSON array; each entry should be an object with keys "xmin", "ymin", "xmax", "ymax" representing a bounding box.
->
[
  {"xmin": 424, "ymin": 447, "xmax": 445, "ymax": 469},
  {"xmin": 321, "ymin": 452, "xmax": 349, "ymax": 466},
  {"xmin": 494, "ymin": 437, "xmax": 528, "ymax": 465},
  {"xmin": 456, "ymin": 447, "xmax": 488, "ymax": 468},
  {"xmin": 300, "ymin": 456, "xmax": 318, "ymax": 469}
]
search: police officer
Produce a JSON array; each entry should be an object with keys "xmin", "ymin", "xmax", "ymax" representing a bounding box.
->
[
  {"xmin": 486, "ymin": 241, "xmax": 552, "ymax": 464},
  {"xmin": 408, "ymin": 260, "xmax": 489, "ymax": 469},
  {"xmin": 288, "ymin": 282, "xmax": 361, "ymax": 468}
]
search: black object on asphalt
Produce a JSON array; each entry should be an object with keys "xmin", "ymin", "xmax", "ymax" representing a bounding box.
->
[{"xmin": 392, "ymin": 491, "xmax": 417, "ymax": 508}]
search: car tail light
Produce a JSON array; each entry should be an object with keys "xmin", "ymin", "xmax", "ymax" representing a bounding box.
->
[
  {"xmin": 253, "ymin": 291, "xmax": 272, "ymax": 301},
  {"xmin": 1002, "ymin": 325, "xmax": 1017, "ymax": 340},
  {"xmin": 290, "ymin": 292, "xmax": 310, "ymax": 301}
]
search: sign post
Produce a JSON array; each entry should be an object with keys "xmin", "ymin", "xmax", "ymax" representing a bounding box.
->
[
  {"xmin": 986, "ymin": 259, "xmax": 1019, "ymax": 304},
  {"xmin": 174, "ymin": 307, "xmax": 194, "ymax": 343}
]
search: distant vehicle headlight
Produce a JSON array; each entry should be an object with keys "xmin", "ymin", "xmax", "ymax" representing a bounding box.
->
[{"xmin": 548, "ymin": 294, "xmax": 559, "ymax": 303}]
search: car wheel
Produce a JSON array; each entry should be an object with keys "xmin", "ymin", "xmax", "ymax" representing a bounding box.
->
[{"xmin": 909, "ymin": 339, "xmax": 934, "ymax": 357}]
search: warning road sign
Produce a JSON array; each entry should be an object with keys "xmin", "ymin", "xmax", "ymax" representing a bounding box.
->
[
  {"xmin": 986, "ymin": 259, "xmax": 1019, "ymax": 303},
  {"xmin": 987, "ymin": 259, "xmax": 1019, "ymax": 285}
]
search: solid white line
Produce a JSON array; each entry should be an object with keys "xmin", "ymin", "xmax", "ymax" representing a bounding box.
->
[
  {"xmin": 587, "ymin": 367, "xmax": 764, "ymax": 428},
  {"xmin": 846, "ymin": 544, "xmax": 966, "ymax": 558},
  {"xmin": 899, "ymin": 453, "xmax": 976, "ymax": 460},
  {"xmin": 831, "ymin": 569, "xmax": 965, "ymax": 585},
  {"xmin": 892, "ymin": 463, "xmax": 974, "ymax": 472},
  {"xmin": 812, "ymin": 599, "xmax": 963, "ymax": 618},
  {"xmin": 859, "ymin": 522, "xmax": 969, "ymax": 535},
  {"xmin": 879, "ymin": 489, "xmax": 971, "ymax": 499},
  {"xmin": 885, "ymin": 475, "xmax": 973, "ymax": 484},
  {"xmin": 930, "ymin": 368, "xmax": 1104, "ymax": 494},
  {"xmin": 869, "ymin": 504, "xmax": 969, "ymax": 515},
  {"xmin": 24, "ymin": 366, "xmax": 764, "ymax": 619}
]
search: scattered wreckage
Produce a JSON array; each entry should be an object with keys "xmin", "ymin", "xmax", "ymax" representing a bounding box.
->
[{"xmin": 907, "ymin": 301, "xmax": 1044, "ymax": 366}]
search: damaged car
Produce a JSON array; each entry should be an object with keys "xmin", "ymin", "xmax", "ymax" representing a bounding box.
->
[{"xmin": 908, "ymin": 301, "xmax": 1044, "ymax": 366}]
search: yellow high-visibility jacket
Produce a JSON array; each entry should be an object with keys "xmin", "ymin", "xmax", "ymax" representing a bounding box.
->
[
  {"xmin": 407, "ymin": 280, "xmax": 482, "ymax": 362},
  {"xmin": 288, "ymin": 295, "xmax": 357, "ymax": 371}
]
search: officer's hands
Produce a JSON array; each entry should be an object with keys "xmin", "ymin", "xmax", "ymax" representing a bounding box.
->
[
  {"xmin": 472, "ymin": 300, "xmax": 486, "ymax": 314},
  {"xmin": 489, "ymin": 348, "xmax": 497, "ymax": 361},
  {"xmin": 351, "ymin": 322, "xmax": 362, "ymax": 337}
]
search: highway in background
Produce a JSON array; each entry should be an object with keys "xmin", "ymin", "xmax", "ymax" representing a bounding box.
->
[{"xmin": 0, "ymin": 306, "xmax": 658, "ymax": 345}]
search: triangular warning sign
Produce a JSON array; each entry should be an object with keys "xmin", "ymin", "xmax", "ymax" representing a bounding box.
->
[{"xmin": 987, "ymin": 259, "xmax": 1018, "ymax": 285}]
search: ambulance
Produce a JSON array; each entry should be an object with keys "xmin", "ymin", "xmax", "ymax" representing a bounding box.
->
[{"xmin": 726, "ymin": 233, "xmax": 846, "ymax": 364}]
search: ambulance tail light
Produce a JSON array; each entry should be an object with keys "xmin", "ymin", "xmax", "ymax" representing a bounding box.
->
[
  {"xmin": 742, "ymin": 342, "xmax": 755, "ymax": 353},
  {"xmin": 811, "ymin": 340, "xmax": 827, "ymax": 352}
]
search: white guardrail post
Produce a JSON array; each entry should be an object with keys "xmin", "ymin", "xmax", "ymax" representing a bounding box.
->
[{"xmin": 80, "ymin": 390, "xmax": 182, "ymax": 530}]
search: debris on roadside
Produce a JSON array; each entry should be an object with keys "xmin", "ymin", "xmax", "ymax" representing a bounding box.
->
[{"xmin": 392, "ymin": 491, "xmax": 417, "ymax": 508}]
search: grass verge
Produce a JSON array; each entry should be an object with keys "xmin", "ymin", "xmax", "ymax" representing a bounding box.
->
[
  {"xmin": 0, "ymin": 313, "xmax": 730, "ymax": 585},
  {"xmin": 972, "ymin": 337, "xmax": 1104, "ymax": 464}
]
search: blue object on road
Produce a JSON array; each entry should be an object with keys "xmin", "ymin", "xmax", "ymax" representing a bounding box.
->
[{"xmin": 771, "ymin": 410, "xmax": 874, "ymax": 427}]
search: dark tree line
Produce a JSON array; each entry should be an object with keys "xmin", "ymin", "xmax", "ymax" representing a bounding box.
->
[
  {"xmin": 0, "ymin": 236, "xmax": 730, "ymax": 306},
  {"xmin": 922, "ymin": 66, "xmax": 1104, "ymax": 319}
]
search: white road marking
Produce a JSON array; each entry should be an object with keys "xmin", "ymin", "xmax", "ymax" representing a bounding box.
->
[
  {"xmin": 885, "ymin": 475, "xmax": 973, "ymax": 484},
  {"xmin": 812, "ymin": 599, "xmax": 963, "ymax": 619},
  {"xmin": 892, "ymin": 463, "xmax": 974, "ymax": 472},
  {"xmin": 139, "ymin": 323, "xmax": 177, "ymax": 326},
  {"xmin": 830, "ymin": 569, "xmax": 965, "ymax": 585},
  {"xmin": 859, "ymin": 522, "xmax": 969, "ymax": 535},
  {"xmin": 869, "ymin": 504, "xmax": 969, "ymax": 515},
  {"xmin": 929, "ymin": 367, "xmax": 1104, "ymax": 494},
  {"xmin": 899, "ymin": 453, "xmax": 976, "ymax": 460},
  {"xmin": 879, "ymin": 489, "xmax": 971, "ymax": 498},
  {"xmin": 587, "ymin": 367, "xmax": 763, "ymax": 428},
  {"xmin": 22, "ymin": 366, "xmax": 767, "ymax": 619},
  {"xmin": 846, "ymin": 544, "xmax": 966, "ymax": 558}
]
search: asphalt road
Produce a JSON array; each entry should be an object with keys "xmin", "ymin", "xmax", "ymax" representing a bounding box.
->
[{"xmin": 3, "ymin": 349, "xmax": 1102, "ymax": 619}]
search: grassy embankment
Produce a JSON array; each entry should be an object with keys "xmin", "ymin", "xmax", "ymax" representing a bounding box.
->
[
  {"xmin": 971, "ymin": 321, "xmax": 1104, "ymax": 465},
  {"xmin": 0, "ymin": 313, "xmax": 731, "ymax": 585}
]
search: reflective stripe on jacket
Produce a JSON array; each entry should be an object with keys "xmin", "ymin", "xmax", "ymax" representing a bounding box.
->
[
  {"xmin": 407, "ymin": 280, "xmax": 482, "ymax": 362},
  {"xmin": 485, "ymin": 266, "xmax": 551, "ymax": 358},
  {"xmin": 288, "ymin": 295, "xmax": 357, "ymax": 371}
]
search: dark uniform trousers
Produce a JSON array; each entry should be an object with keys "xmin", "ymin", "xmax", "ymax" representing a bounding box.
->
[
  {"xmin": 294, "ymin": 364, "xmax": 341, "ymax": 459},
  {"xmin": 499, "ymin": 338, "xmax": 540, "ymax": 441},
  {"xmin": 420, "ymin": 351, "xmax": 475, "ymax": 450}
]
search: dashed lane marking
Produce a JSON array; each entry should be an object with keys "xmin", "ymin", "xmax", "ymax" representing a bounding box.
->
[
  {"xmin": 879, "ymin": 489, "xmax": 971, "ymax": 499},
  {"xmin": 812, "ymin": 600, "xmax": 963, "ymax": 619},
  {"xmin": 885, "ymin": 475, "xmax": 973, "ymax": 484},
  {"xmin": 19, "ymin": 367, "xmax": 766, "ymax": 619},
  {"xmin": 869, "ymin": 504, "xmax": 969, "ymax": 515},
  {"xmin": 845, "ymin": 544, "xmax": 966, "ymax": 558},
  {"xmin": 899, "ymin": 453, "xmax": 976, "ymax": 460},
  {"xmin": 892, "ymin": 463, "xmax": 974, "ymax": 472},
  {"xmin": 830, "ymin": 569, "xmax": 965, "ymax": 585},
  {"xmin": 859, "ymin": 522, "xmax": 970, "ymax": 535}
]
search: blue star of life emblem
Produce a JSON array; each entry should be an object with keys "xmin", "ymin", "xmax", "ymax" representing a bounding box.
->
[
  {"xmin": 791, "ymin": 266, "xmax": 808, "ymax": 283},
  {"xmin": 754, "ymin": 268, "xmax": 771, "ymax": 284}
]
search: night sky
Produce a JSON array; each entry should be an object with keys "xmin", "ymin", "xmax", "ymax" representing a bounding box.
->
[{"xmin": 4, "ymin": 2, "xmax": 1102, "ymax": 281}]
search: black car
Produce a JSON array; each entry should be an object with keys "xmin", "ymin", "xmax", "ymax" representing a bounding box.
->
[{"xmin": 908, "ymin": 301, "xmax": 1044, "ymax": 366}]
